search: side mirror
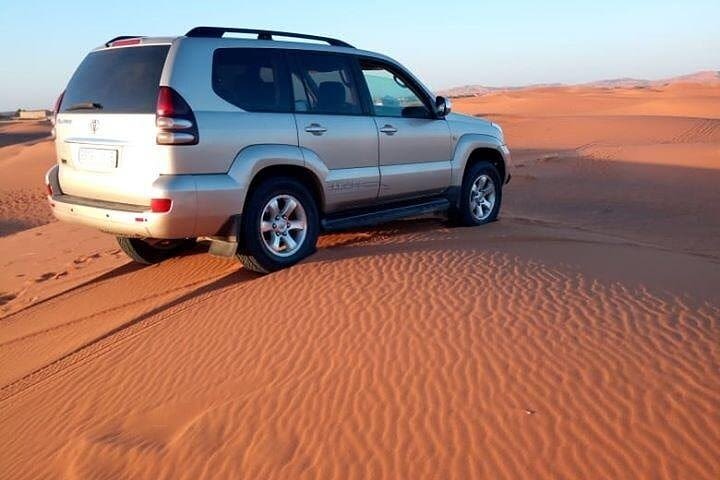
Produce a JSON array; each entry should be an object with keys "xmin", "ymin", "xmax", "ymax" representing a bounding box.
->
[{"xmin": 435, "ymin": 96, "xmax": 452, "ymax": 117}]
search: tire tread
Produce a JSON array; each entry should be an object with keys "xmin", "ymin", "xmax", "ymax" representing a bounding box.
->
[
  {"xmin": 451, "ymin": 161, "xmax": 503, "ymax": 227},
  {"xmin": 237, "ymin": 176, "xmax": 319, "ymax": 273}
]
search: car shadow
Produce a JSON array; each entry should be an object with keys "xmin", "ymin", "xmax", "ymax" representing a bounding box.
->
[
  {"xmin": 79, "ymin": 268, "xmax": 259, "ymax": 350},
  {"xmin": 1, "ymin": 262, "xmax": 149, "ymax": 320},
  {"xmin": 2, "ymin": 242, "xmax": 254, "ymax": 321},
  {"xmin": 0, "ymin": 130, "xmax": 52, "ymax": 148},
  {"xmin": 306, "ymin": 216, "xmax": 469, "ymax": 263}
]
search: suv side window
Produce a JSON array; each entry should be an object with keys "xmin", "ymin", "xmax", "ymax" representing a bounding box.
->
[
  {"xmin": 212, "ymin": 48, "xmax": 291, "ymax": 112},
  {"xmin": 291, "ymin": 53, "xmax": 363, "ymax": 115},
  {"xmin": 359, "ymin": 59, "xmax": 432, "ymax": 119}
]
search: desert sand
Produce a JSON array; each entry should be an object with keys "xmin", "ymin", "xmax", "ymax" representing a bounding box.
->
[
  {"xmin": 0, "ymin": 121, "xmax": 55, "ymax": 236},
  {"xmin": 0, "ymin": 83, "xmax": 718, "ymax": 479}
]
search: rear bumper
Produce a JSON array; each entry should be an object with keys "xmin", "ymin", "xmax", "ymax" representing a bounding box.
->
[
  {"xmin": 48, "ymin": 193, "xmax": 195, "ymax": 238},
  {"xmin": 45, "ymin": 165, "xmax": 244, "ymax": 239}
]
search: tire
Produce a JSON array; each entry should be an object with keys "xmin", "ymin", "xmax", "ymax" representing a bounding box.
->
[
  {"xmin": 451, "ymin": 161, "xmax": 503, "ymax": 226},
  {"xmin": 237, "ymin": 176, "xmax": 319, "ymax": 274},
  {"xmin": 116, "ymin": 237, "xmax": 194, "ymax": 265}
]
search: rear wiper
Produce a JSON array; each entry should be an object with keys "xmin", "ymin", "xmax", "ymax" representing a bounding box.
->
[{"xmin": 65, "ymin": 102, "xmax": 103, "ymax": 111}]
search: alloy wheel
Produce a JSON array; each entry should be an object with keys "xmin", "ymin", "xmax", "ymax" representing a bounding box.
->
[{"xmin": 260, "ymin": 194, "xmax": 308, "ymax": 257}]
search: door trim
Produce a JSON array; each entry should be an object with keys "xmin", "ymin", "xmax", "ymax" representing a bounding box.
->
[{"xmin": 379, "ymin": 160, "xmax": 452, "ymax": 200}]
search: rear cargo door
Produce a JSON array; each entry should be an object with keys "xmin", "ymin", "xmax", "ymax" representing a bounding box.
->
[{"xmin": 55, "ymin": 44, "xmax": 170, "ymax": 205}]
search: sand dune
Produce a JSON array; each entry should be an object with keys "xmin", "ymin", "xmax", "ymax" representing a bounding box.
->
[
  {"xmin": 1, "ymin": 221, "xmax": 718, "ymax": 479},
  {"xmin": 1, "ymin": 86, "xmax": 719, "ymax": 479},
  {"xmin": 0, "ymin": 120, "xmax": 52, "ymax": 148},
  {"xmin": 451, "ymin": 82, "xmax": 720, "ymax": 119},
  {"xmin": 0, "ymin": 121, "xmax": 55, "ymax": 236}
]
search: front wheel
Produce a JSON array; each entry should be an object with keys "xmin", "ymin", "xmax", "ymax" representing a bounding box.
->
[
  {"xmin": 116, "ymin": 237, "xmax": 195, "ymax": 265},
  {"xmin": 237, "ymin": 177, "xmax": 319, "ymax": 274},
  {"xmin": 451, "ymin": 161, "xmax": 503, "ymax": 226}
]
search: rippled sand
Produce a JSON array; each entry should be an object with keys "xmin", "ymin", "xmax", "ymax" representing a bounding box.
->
[{"xmin": 1, "ymin": 85, "xmax": 719, "ymax": 479}]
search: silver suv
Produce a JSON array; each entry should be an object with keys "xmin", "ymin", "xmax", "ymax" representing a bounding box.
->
[{"xmin": 46, "ymin": 27, "xmax": 511, "ymax": 273}]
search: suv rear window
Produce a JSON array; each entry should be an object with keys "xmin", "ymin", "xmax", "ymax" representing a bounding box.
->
[
  {"xmin": 212, "ymin": 48, "xmax": 291, "ymax": 112},
  {"xmin": 61, "ymin": 45, "xmax": 169, "ymax": 114}
]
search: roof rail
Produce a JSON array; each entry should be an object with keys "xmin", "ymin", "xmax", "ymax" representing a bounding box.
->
[
  {"xmin": 185, "ymin": 27, "xmax": 355, "ymax": 48},
  {"xmin": 105, "ymin": 36, "xmax": 145, "ymax": 47}
]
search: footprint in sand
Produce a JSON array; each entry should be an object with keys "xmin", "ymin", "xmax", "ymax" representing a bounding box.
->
[
  {"xmin": 35, "ymin": 272, "xmax": 55, "ymax": 283},
  {"xmin": 0, "ymin": 293, "xmax": 17, "ymax": 306},
  {"xmin": 73, "ymin": 252, "xmax": 102, "ymax": 267}
]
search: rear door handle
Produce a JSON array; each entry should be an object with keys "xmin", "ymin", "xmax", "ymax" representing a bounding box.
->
[
  {"xmin": 379, "ymin": 124, "xmax": 398, "ymax": 135},
  {"xmin": 305, "ymin": 123, "xmax": 327, "ymax": 136}
]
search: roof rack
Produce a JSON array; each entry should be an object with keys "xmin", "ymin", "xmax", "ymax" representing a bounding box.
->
[{"xmin": 185, "ymin": 27, "xmax": 354, "ymax": 48}]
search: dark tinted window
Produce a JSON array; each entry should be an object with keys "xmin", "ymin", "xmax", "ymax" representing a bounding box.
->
[
  {"xmin": 291, "ymin": 72, "xmax": 310, "ymax": 112},
  {"xmin": 61, "ymin": 46, "xmax": 169, "ymax": 113},
  {"xmin": 213, "ymin": 48, "xmax": 290, "ymax": 112},
  {"xmin": 292, "ymin": 54, "xmax": 362, "ymax": 115}
]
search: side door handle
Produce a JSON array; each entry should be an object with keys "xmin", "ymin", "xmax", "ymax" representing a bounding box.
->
[
  {"xmin": 304, "ymin": 123, "xmax": 327, "ymax": 136},
  {"xmin": 379, "ymin": 124, "xmax": 398, "ymax": 136}
]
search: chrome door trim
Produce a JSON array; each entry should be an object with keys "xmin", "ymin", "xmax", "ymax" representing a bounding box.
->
[{"xmin": 379, "ymin": 160, "xmax": 451, "ymax": 199}]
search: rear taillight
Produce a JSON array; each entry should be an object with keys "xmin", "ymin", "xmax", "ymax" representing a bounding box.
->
[
  {"xmin": 155, "ymin": 86, "xmax": 198, "ymax": 145},
  {"xmin": 150, "ymin": 198, "xmax": 172, "ymax": 213}
]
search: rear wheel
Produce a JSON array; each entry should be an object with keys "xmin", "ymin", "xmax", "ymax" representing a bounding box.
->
[
  {"xmin": 451, "ymin": 161, "xmax": 502, "ymax": 226},
  {"xmin": 116, "ymin": 237, "xmax": 194, "ymax": 265},
  {"xmin": 237, "ymin": 177, "xmax": 319, "ymax": 274}
]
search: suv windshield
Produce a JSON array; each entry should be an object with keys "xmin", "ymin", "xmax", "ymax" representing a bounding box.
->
[{"xmin": 60, "ymin": 45, "xmax": 170, "ymax": 114}]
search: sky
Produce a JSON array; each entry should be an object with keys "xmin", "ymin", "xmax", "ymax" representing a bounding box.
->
[{"xmin": 1, "ymin": 0, "xmax": 718, "ymax": 110}]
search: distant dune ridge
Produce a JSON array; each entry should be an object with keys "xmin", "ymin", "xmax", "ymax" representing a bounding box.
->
[
  {"xmin": 440, "ymin": 70, "xmax": 720, "ymax": 97},
  {"xmin": 0, "ymin": 79, "xmax": 719, "ymax": 479}
]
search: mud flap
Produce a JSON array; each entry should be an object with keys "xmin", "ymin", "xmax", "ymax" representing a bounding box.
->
[{"xmin": 208, "ymin": 238, "xmax": 238, "ymax": 258}]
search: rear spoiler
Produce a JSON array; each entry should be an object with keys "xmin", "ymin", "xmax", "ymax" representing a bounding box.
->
[{"xmin": 105, "ymin": 36, "xmax": 145, "ymax": 47}]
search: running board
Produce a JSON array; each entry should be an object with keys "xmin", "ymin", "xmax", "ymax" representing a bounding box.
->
[{"xmin": 322, "ymin": 198, "xmax": 450, "ymax": 232}]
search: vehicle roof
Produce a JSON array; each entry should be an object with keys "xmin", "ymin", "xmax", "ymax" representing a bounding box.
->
[
  {"xmin": 93, "ymin": 35, "xmax": 389, "ymax": 61},
  {"xmin": 91, "ymin": 34, "xmax": 436, "ymax": 98}
]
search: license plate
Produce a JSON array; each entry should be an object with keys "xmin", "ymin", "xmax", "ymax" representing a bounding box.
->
[{"xmin": 77, "ymin": 148, "xmax": 118, "ymax": 171}]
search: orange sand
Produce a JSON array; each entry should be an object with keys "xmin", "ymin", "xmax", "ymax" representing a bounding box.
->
[
  {"xmin": 0, "ymin": 121, "xmax": 54, "ymax": 236},
  {"xmin": 0, "ymin": 84, "xmax": 719, "ymax": 479}
]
